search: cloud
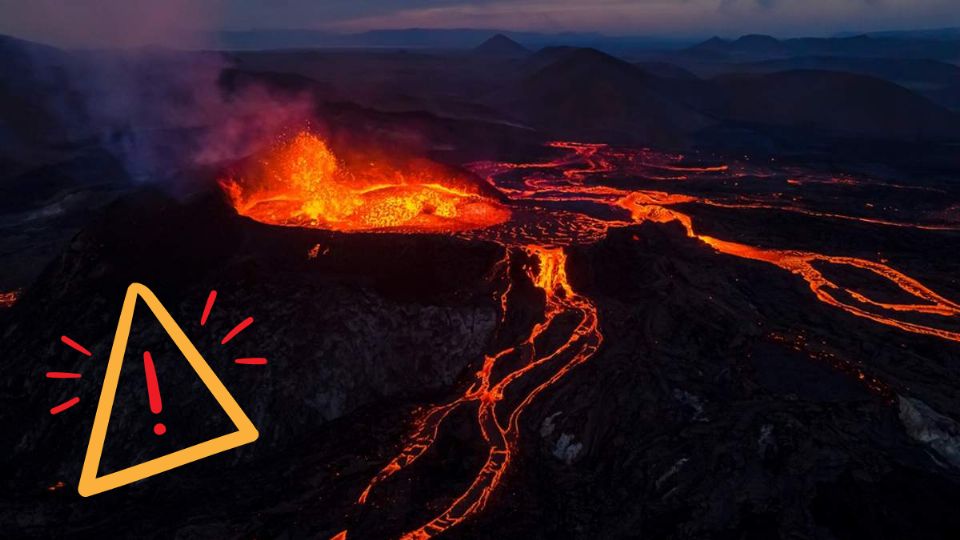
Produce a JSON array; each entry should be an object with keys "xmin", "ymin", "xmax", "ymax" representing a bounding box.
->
[
  {"xmin": 323, "ymin": 0, "xmax": 960, "ymax": 36},
  {"xmin": 1, "ymin": 0, "xmax": 959, "ymax": 43},
  {"xmin": 0, "ymin": 0, "xmax": 228, "ymax": 47}
]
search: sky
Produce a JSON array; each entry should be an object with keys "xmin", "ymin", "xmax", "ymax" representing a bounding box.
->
[{"xmin": 1, "ymin": 0, "xmax": 958, "ymax": 47}]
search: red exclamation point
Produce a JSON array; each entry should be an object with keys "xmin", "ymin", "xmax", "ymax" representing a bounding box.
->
[{"xmin": 143, "ymin": 351, "xmax": 166, "ymax": 436}]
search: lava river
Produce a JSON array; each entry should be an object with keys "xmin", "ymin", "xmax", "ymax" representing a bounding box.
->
[{"xmin": 222, "ymin": 132, "xmax": 960, "ymax": 539}]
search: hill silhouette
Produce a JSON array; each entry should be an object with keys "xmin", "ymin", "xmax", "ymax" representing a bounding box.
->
[
  {"xmin": 685, "ymin": 33, "xmax": 960, "ymax": 60},
  {"xmin": 723, "ymin": 56, "xmax": 960, "ymax": 109},
  {"xmin": 709, "ymin": 70, "xmax": 960, "ymax": 140},
  {"xmin": 498, "ymin": 48, "xmax": 711, "ymax": 144},
  {"xmin": 474, "ymin": 34, "xmax": 529, "ymax": 56}
]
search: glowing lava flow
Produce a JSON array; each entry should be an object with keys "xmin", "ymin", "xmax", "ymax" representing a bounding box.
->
[
  {"xmin": 357, "ymin": 247, "xmax": 601, "ymax": 539},
  {"xmin": 702, "ymin": 199, "xmax": 960, "ymax": 232},
  {"xmin": 612, "ymin": 194, "xmax": 960, "ymax": 343},
  {"xmin": 696, "ymin": 236, "xmax": 960, "ymax": 341},
  {"xmin": 470, "ymin": 143, "xmax": 960, "ymax": 345},
  {"xmin": 223, "ymin": 135, "xmax": 960, "ymax": 539}
]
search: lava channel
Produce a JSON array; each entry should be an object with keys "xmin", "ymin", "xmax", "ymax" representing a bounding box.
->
[{"xmin": 357, "ymin": 246, "xmax": 601, "ymax": 539}]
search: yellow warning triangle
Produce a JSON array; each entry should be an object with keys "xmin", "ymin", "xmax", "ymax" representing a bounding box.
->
[{"xmin": 78, "ymin": 283, "xmax": 259, "ymax": 497}]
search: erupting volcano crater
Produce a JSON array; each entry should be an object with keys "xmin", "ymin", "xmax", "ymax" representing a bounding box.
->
[{"xmin": 220, "ymin": 132, "xmax": 510, "ymax": 232}]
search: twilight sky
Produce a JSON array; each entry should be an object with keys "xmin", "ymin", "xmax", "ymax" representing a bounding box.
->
[{"xmin": 1, "ymin": 0, "xmax": 958, "ymax": 47}]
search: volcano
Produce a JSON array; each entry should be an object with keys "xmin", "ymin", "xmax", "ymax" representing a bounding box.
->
[
  {"xmin": 473, "ymin": 34, "xmax": 529, "ymax": 57},
  {"xmin": 4, "ymin": 28, "xmax": 960, "ymax": 540}
]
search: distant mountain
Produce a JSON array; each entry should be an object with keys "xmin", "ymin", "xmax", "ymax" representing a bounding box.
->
[
  {"xmin": 217, "ymin": 28, "xmax": 553, "ymax": 50},
  {"xmin": 0, "ymin": 33, "xmax": 66, "ymax": 67},
  {"xmin": 0, "ymin": 35, "xmax": 77, "ymax": 156},
  {"xmin": 684, "ymin": 34, "xmax": 960, "ymax": 61},
  {"xmin": 213, "ymin": 28, "xmax": 690, "ymax": 52},
  {"xmin": 474, "ymin": 34, "xmax": 529, "ymax": 56},
  {"xmin": 493, "ymin": 47, "xmax": 712, "ymax": 145},
  {"xmin": 708, "ymin": 70, "xmax": 960, "ymax": 140},
  {"xmin": 839, "ymin": 27, "xmax": 960, "ymax": 41},
  {"xmin": 489, "ymin": 45, "xmax": 960, "ymax": 144},
  {"xmin": 733, "ymin": 34, "xmax": 787, "ymax": 53},
  {"xmin": 688, "ymin": 34, "xmax": 787, "ymax": 57},
  {"xmin": 721, "ymin": 56, "xmax": 960, "ymax": 110}
]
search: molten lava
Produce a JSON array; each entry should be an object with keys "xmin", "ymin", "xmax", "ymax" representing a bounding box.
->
[
  {"xmin": 0, "ymin": 290, "xmax": 19, "ymax": 308},
  {"xmin": 357, "ymin": 247, "xmax": 601, "ymax": 539},
  {"xmin": 221, "ymin": 132, "xmax": 510, "ymax": 232}
]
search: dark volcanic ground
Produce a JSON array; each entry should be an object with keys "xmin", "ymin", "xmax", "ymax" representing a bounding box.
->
[{"xmin": 2, "ymin": 183, "xmax": 960, "ymax": 539}]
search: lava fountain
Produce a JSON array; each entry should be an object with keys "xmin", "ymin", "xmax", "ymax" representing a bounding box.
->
[{"xmin": 221, "ymin": 132, "xmax": 510, "ymax": 232}]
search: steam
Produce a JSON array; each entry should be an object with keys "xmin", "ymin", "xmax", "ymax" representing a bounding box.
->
[
  {"xmin": 2, "ymin": 0, "xmax": 317, "ymax": 186},
  {"xmin": 74, "ymin": 49, "xmax": 316, "ymax": 182},
  {"xmin": 16, "ymin": 42, "xmax": 317, "ymax": 184},
  {"xmin": 191, "ymin": 83, "xmax": 317, "ymax": 167}
]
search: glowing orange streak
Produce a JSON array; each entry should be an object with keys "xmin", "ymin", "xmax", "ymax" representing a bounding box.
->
[
  {"xmin": 0, "ymin": 290, "xmax": 19, "ymax": 308},
  {"xmin": 784, "ymin": 174, "xmax": 946, "ymax": 193},
  {"xmin": 653, "ymin": 164, "xmax": 728, "ymax": 173},
  {"xmin": 704, "ymin": 201, "xmax": 960, "ymax": 232},
  {"xmin": 398, "ymin": 247, "xmax": 600, "ymax": 540},
  {"xmin": 696, "ymin": 236, "xmax": 960, "ymax": 342},
  {"xmin": 357, "ymin": 399, "xmax": 465, "ymax": 504},
  {"xmin": 234, "ymin": 194, "xmax": 303, "ymax": 214},
  {"xmin": 823, "ymin": 257, "xmax": 960, "ymax": 313},
  {"xmin": 357, "ymin": 247, "xmax": 602, "ymax": 539},
  {"xmin": 610, "ymin": 194, "xmax": 960, "ymax": 343}
]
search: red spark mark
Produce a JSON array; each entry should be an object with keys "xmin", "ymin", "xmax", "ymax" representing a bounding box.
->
[
  {"xmin": 221, "ymin": 317, "xmax": 254, "ymax": 345},
  {"xmin": 50, "ymin": 397, "xmax": 80, "ymax": 415},
  {"xmin": 234, "ymin": 357, "xmax": 268, "ymax": 365},
  {"xmin": 60, "ymin": 335, "xmax": 92, "ymax": 357},
  {"xmin": 143, "ymin": 351, "xmax": 165, "ymax": 436},
  {"xmin": 46, "ymin": 372, "xmax": 82, "ymax": 379},
  {"xmin": 200, "ymin": 290, "xmax": 217, "ymax": 326}
]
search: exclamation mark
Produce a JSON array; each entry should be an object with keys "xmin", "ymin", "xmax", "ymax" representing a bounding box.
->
[{"xmin": 143, "ymin": 351, "xmax": 166, "ymax": 436}]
